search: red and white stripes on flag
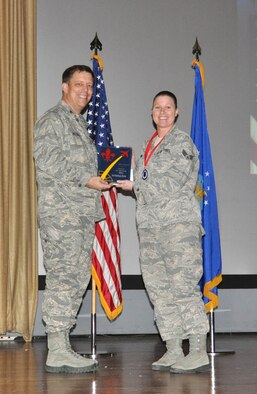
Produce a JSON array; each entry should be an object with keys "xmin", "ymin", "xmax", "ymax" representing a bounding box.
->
[
  {"xmin": 91, "ymin": 188, "xmax": 122, "ymax": 320},
  {"xmin": 87, "ymin": 54, "xmax": 122, "ymax": 320}
]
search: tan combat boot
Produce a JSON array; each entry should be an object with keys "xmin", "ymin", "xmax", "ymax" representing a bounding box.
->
[
  {"xmin": 46, "ymin": 331, "xmax": 98, "ymax": 373},
  {"xmin": 152, "ymin": 338, "xmax": 184, "ymax": 371},
  {"xmin": 170, "ymin": 334, "xmax": 210, "ymax": 373}
]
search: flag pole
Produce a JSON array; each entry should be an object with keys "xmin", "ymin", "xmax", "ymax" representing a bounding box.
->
[
  {"xmin": 90, "ymin": 277, "xmax": 97, "ymax": 359},
  {"xmin": 192, "ymin": 38, "xmax": 234, "ymax": 357},
  {"xmin": 88, "ymin": 33, "xmax": 101, "ymax": 360},
  {"xmin": 208, "ymin": 310, "xmax": 234, "ymax": 356},
  {"xmin": 85, "ymin": 33, "xmax": 115, "ymax": 359}
]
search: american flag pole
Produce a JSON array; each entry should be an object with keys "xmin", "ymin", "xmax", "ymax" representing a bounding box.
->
[
  {"xmin": 88, "ymin": 33, "xmax": 102, "ymax": 359},
  {"xmin": 85, "ymin": 34, "xmax": 122, "ymax": 358}
]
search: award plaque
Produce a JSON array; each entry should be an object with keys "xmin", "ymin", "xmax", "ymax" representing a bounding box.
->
[{"xmin": 98, "ymin": 146, "xmax": 132, "ymax": 182}]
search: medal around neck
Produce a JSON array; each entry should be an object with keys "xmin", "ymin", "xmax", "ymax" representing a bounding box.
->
[{"xmin": 142, "ymin": 168, "xmax": 148, "ymax": 180}]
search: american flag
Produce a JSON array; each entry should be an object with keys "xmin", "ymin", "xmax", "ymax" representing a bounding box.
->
[{"xmin": 87, "ymin": 54, "xmax": 122, "ymax": 320}]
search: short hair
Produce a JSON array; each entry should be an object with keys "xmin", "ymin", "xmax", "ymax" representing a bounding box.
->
[
  {"xmin": 152, "ymin": 90, "xmax": 179, "ymax": 124},
  {"xmin": 152, "ymin": 90, "xmax": 178, "ymax": 109},
  {"xmin": 62, "ymin": 65, "xmax": 94, "ymax": 83}
]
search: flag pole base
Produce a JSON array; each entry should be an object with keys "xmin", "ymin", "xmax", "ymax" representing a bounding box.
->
[
  {"xmin": 208, "ymin": 310, "xmax": 235, "ymax": 356},
  {"xmin": 208, "ymin": 350, "xmax": 235, "ymax": 357},
  {"xmin": 84, "ymin": 351, "xmax": 116, "ymax": 360},
  {"xmin": 80, "ymin": 308, "xmax": 116, "ymax": 359}
]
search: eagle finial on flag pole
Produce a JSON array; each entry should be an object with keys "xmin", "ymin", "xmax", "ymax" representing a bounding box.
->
[
  {"xmin": 192, "ymin": 37, "xmax": 201, "ymax": 62},
  {"xmin": 191, "ymin": 37, "xmax": 205, "ymax": 87},
  {"xmin": 90, "ymin": 33, "xmax": 102, "ymax": 55}
]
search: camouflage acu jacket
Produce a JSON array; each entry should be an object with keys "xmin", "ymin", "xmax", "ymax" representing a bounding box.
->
[
  {"xmin": 133, "ymin": 125, "xmax": 202, "ymax": 228},
  {"xmin": 34, "ymin": 100, "xmax": 104, "ymax": 222}
]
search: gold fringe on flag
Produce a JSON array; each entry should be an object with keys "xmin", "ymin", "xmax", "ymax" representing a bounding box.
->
[
  {"xmin": 203, "ymin": 273, "xmax": 222, "ymax": 312},
  {"xmin": 192, "ymin": 59, "xmax": 205, "ymax": 88},
  {"xmin": 91, "ymin": 54, "xmax": 103, "ymax": 70}
]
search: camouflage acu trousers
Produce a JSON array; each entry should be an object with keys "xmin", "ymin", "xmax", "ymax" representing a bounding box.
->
[
  {"xmin": 39, "ymin": 211, "xmax": 95, "ymax": 333},
  {"xmin": 138, "ymin": 223, "xmax": 209, "ymax": 341}
]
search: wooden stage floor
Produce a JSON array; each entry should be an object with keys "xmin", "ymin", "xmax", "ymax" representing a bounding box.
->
[{"xmin": 0, "ymin": 333, "xmax": 257, "ymax": 393}]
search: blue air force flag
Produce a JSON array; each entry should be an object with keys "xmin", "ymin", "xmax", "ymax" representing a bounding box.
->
[{"xmin": 190, "ymin": 60, "xmax": 222, "ymax": 312}]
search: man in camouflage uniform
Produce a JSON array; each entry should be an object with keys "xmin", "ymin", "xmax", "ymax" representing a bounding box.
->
[
  {"xmin": 34, "ymin": 65, "xmax": 111, "ymax": 373},
  {"xmin": 116, "ymin": 91, "xmax": 209, "ymax": 374}
]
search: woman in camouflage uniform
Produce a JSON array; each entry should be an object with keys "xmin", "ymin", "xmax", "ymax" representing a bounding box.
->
[{"xmin": 116, "ymin": 91, "xmax": 209, "ymax": 374}]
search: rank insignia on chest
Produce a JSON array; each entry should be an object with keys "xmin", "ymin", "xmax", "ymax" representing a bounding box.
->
[{"xmin": 182, "ymin": 149, "xmax": 194, "ymax": 160}]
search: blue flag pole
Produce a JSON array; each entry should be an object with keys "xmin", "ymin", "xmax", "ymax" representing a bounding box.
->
[
  {"xmin": 190, "ymin": 60, "xmax": 222, "ymax": 313},
  {"xmin": 190, "ymin": 41, "xmax": 234, "ymax": 355}
]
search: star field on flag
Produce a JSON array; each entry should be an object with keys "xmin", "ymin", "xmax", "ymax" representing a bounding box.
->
[{"xmin": 87, "ymin": 63, "xmax": 114, "ymax": 149}]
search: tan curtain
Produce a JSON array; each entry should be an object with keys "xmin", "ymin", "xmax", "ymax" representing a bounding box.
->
[{"xmin": 0, "ymin": 0, "xmax": 38, "ymax": 342}]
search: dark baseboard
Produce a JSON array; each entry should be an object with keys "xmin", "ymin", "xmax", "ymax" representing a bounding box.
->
[{"xmin": 38, "ymin": 274, "xmax": 257, "ymax": 291}]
